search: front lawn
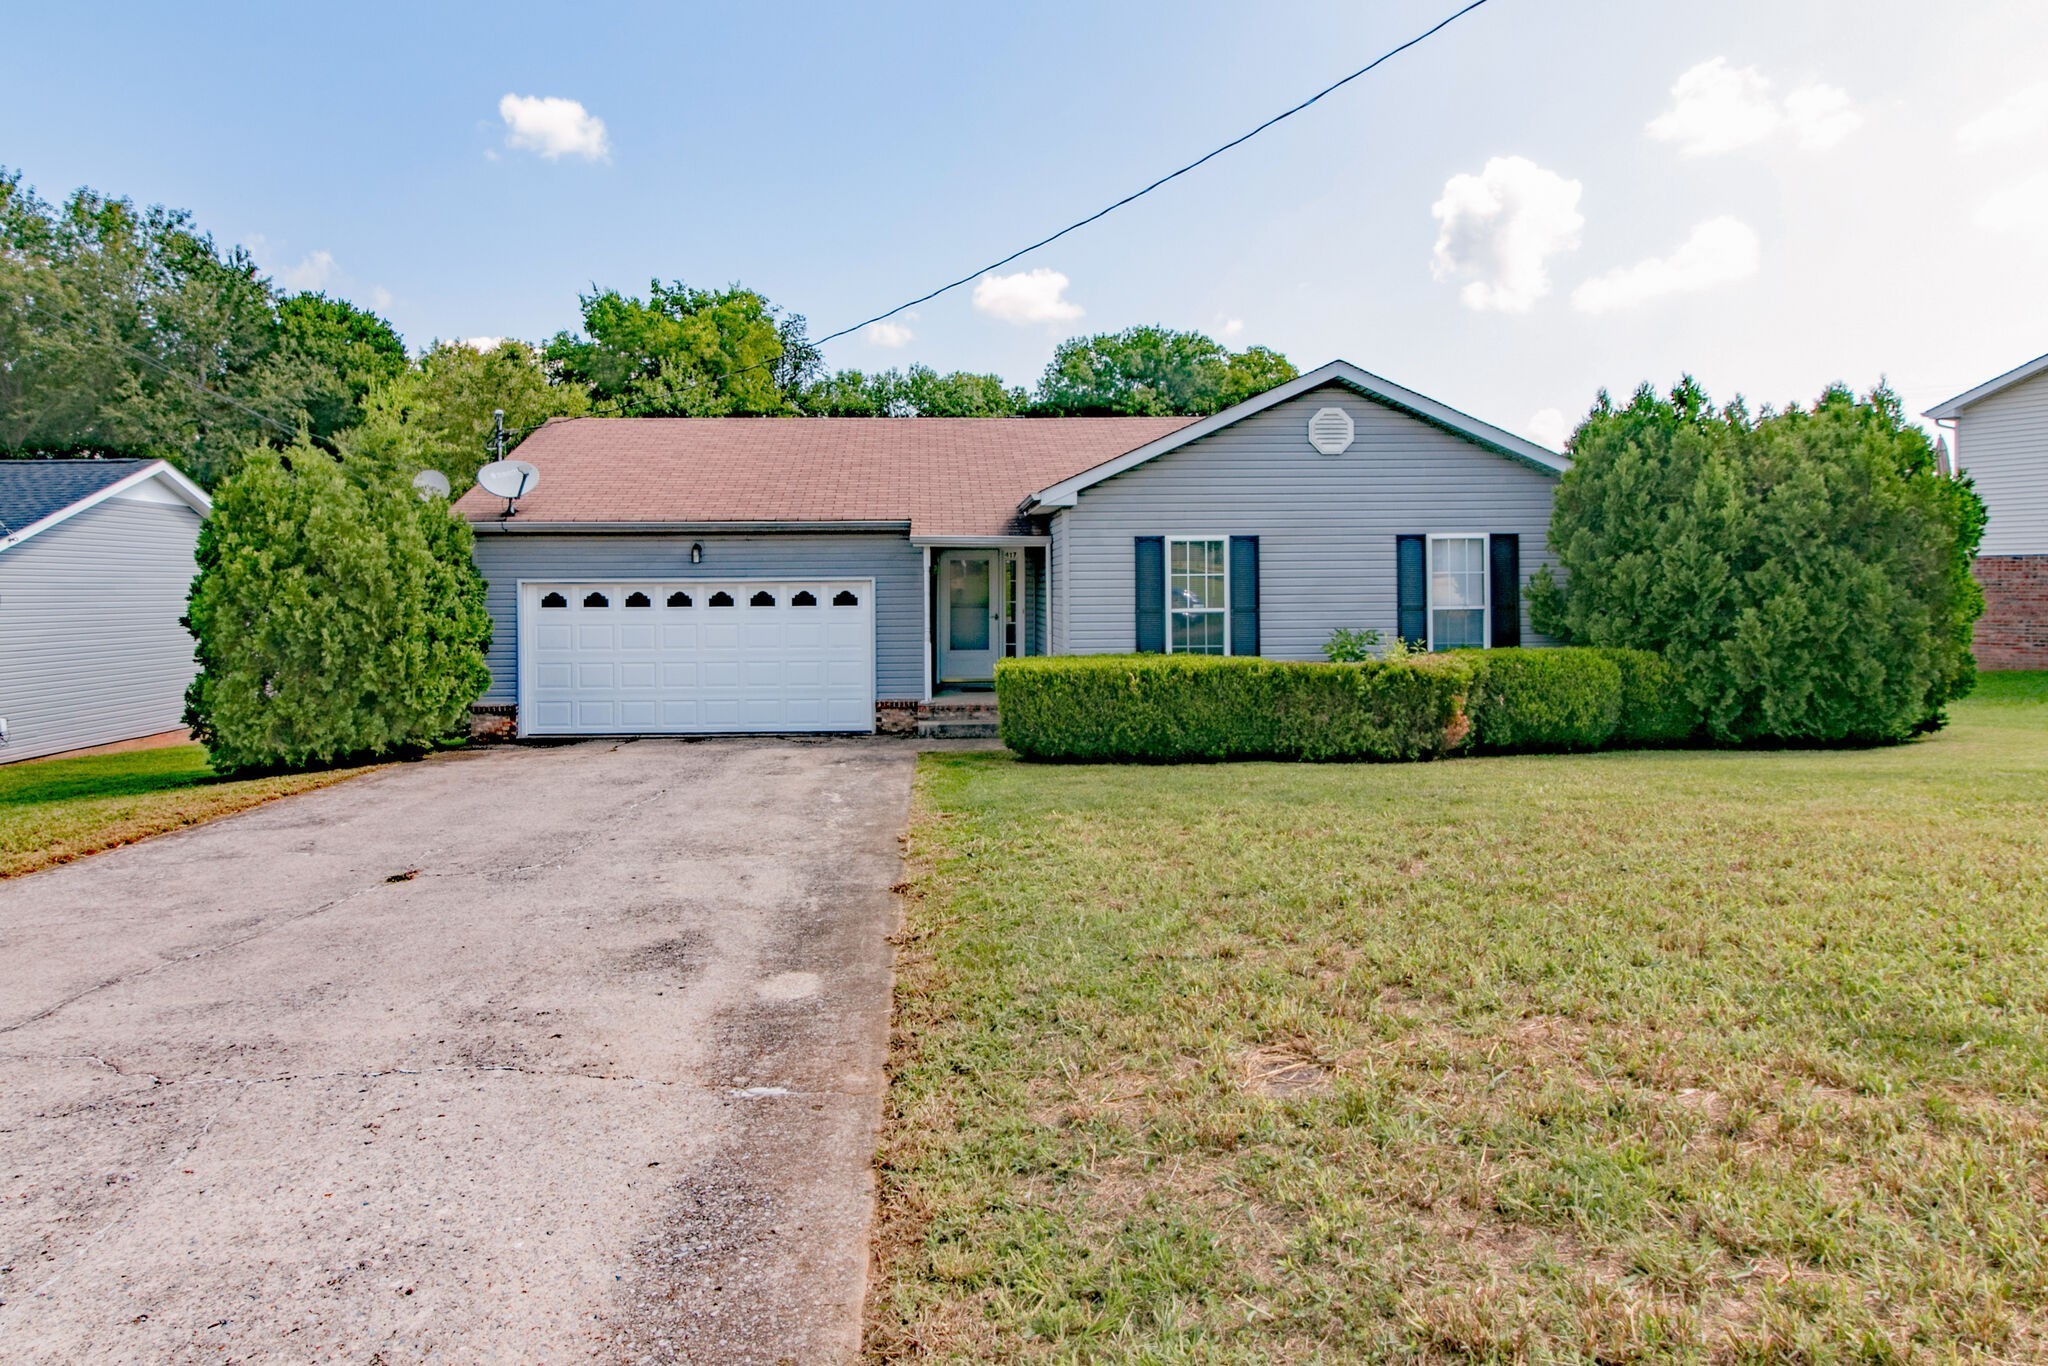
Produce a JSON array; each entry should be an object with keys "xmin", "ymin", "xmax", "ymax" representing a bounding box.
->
[
  {"xmin": 0, "ymin": 743, "xmax": 380, "ymax": 878},
  {"xmin": 871, "ymin": 677, "xmax": 2048, "ymax": 1361}
]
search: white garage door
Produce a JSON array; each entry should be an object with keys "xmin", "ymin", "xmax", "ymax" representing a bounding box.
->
[{"xmin": 519, "ymin": 580, "xmax": 875, "ymax": 735}]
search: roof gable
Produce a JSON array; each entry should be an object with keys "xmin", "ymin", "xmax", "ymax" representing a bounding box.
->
[
  {"xmin": 1926, "ymin": 350, "xmax": 2048, "ymax": 419},
  {"xmin": 1024, "ymin": 360, "xmax": 1567, "ymax": 510},
  {"xmin": 0, "ymin": 459, "xmax": 210, "ymax": 554}
]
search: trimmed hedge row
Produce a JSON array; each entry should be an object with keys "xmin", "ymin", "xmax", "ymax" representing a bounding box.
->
[{"xmin": 995, "ymin": 647, "xmax": 1699, "ymax": 762}]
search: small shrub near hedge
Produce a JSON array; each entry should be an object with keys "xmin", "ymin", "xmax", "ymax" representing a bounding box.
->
[{"xmin": 997, "ymin": 646, "xmax": 1701, "ymax": 762}]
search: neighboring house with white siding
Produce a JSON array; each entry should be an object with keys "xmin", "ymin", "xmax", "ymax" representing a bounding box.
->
[
  {"xmin": 0, "ymin": 459, "xmax": 211, "ymax": 762},
  {"xmin": 1927, "ymin": 352, "xmax": 2048, "ymax": 670},
  {"xmin": 453, "ymin": 359, "xmax": 1567, "ymax": 738}
]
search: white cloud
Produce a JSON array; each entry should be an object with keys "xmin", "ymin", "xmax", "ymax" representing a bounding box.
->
[
  {"xmin": 1217, "ymin": 317, "xmax": 1245, "ymax": 339},
  {"xmin": 1783, "ymin": 83, "xmax": 1862, "ymax": 150},
  {"xmin": 1958, "ymin": 83, "xmax": 2048, "ymax": 152},
  {"xmin": 865, "ymin": 319, "xmax": 914, "ymax": 348},
  {"xmin": 1647, "ymin": 58, "xmax": 1860, "ymax": 156},
  {"xmin": 971, "ymin": 268, "xmax": 1083, "ymax": 324},
  {"xmin": 1572, "ymin": 216, "xmax": 1761, "ymax": 313},
  {"xmin": 1526, "ymin": 408, "xmax": 1570, "ymax": 451},
  {"xmin": 1429, "ymin": 156, "xmax": 1584, "ymax": 313},
  {"xmin": 368, "ymin": 285, "xmax": 394, "ymax": 312},
  {"xmin": 1649, "ymin": 59, "xmax": 1782, "ymax": 155},
  {"xmin": 459, "ymin": 336, "xmax": 508, "ymax": 352},
  {"xmin": 248, "ymin": 236, "xmax": 334, "ymax": 292},
  {"xmin": 1974, "ymin": 173, "xmax": 2048, "ymax": 234},
  {"xmin": 499, "ymin": 94, "xmax": 611, "ymax": 162}
]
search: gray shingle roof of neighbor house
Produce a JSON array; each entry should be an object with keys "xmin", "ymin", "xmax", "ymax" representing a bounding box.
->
[
  {"xmin": 1925, "ymin": 350, "xmax": 2048, "ymax": 419},
  {"xmin": 0, "ymin": 458, "xmax": 158, "ymax": 535},
  {"xmin": 0, "ymin": 458, "xmax": 211, "ymax": 553}
]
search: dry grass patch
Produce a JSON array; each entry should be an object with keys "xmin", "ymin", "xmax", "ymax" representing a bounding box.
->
[
  {"xmin": 0, "ymin": 743, "xmax": 380, "ymax": 877},
  {"xmin": 867, "ymin": 676, "xmax": 2048, "ymax": 1362}
]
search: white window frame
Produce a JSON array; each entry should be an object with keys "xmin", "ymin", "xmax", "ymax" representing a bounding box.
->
[
  {"xmin": 1164, "ymin": 534, "xmax": 1232, "ymax": 656},
  {"xmin": 1426, "ymin": 533, "xmax": 1490, "ymax": 652}
]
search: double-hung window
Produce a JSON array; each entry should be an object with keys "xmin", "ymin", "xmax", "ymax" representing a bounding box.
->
[
  {"xmin": 1428, "ymin": 534, "xmax": 1488, "ymax": 649},
  {"xmin": 1167, "ymin": 536, "xmax": 1229, "ymax": 654}
]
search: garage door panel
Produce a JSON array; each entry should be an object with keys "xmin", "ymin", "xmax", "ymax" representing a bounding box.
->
[{"xmin": 524, "ymin": 580, "xmax": 874, "ymax": 736}]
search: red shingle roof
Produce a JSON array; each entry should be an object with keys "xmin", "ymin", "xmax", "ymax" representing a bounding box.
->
[{"xmin": 453, "ymin": 416, "xmax": 1192, "ymax": 538}]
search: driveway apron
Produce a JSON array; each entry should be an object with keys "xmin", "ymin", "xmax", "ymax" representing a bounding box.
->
[{"xmin": 0, "ymin": 737, "xmax": 912, "ymax": 1363}]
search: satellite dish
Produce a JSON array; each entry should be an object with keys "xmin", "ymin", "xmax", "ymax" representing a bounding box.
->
[
  {"xmin": 411, "ymin": 469, "xmax": 451, "ymax": 500},
  {"xmin": 475, "ymin": 459, "xmax": 539, "ymax": 501}
]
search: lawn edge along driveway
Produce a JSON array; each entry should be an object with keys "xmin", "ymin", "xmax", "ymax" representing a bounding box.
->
[{"xmin": 0, "ymin": 742, "xmax": 382, "ymax": 878}]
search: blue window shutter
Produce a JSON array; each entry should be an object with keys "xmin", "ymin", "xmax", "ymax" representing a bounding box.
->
[
  {"xmin": 1134, "ymin": 536, "xmax": 1165, "ymax": 653},
  {"xmin": 1229, "ymin": 536, "xmax": 1259, "ymax": 656},
  {"xmin": 1396, "ymin": 535, "xmax": 1426, "ymax": 647},
  {"xmin": 1489, "ymin": 534, "xmax": 1521, "ymax": 647}
]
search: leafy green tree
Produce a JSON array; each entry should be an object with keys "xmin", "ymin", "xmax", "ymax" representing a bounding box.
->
[
  {"xmin": 1032, "ymin": 326, "xmax": 1297, "ymax": 416},
  {"xmin": 801, "ymin": 364, "xmax": 1026, "ymax": 417},
  {"xmin": 544, "ymin": 280, "xmax": 814, "ymax": 416},
  {"xmin": 341, "ymin": 339, "xmax": 585, "ymax": 490},
  {"xmin": 0, "ymin": 172, "xmax": 323, "ymax": 485},
  {"xmin": 276, "ymin": 293, "xmax": 407, "ymax": 440},
  {"xmin": 1527, "ymin": 379, "xmax": 1986, "ymax": 744},
  {"xmin": 183, "ymin": 442, "xmax": 492, "ymax": 773}
]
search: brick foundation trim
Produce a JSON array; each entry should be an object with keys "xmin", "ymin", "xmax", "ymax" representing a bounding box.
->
[
  {"xmin": 876, "ymin": 698, "xmax": 919, "ymax": 735},
  {"xmin": 1973, "ymin": 555, "xmax": 2048, "ymax": 670},
  {"xmin": 470, "ymin": 703, "xmax": 517, "ymax": 740}
]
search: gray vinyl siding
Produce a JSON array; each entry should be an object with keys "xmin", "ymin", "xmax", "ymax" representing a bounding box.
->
[
  {"xmin": 1023, "ymin": 547, "xmax": 1046, "ymax": 655},
  {"xmin": 1956, "ymin": 368, "xmax": 2048, "ymax": 555},
  {"xmin": 1055, "ymin": 383, "xmax": 1560, "ymax": 658},
  {"xmin": 1048, "ymin": 512, "xmax": 1069, "ymax": 654},
  {"xmin": 0, "ymin": 496, "xmax": 203, "ymax": 763},
  {"xmin": 470, "ymin": 530, "xmax": 926, "ymax": 703}
]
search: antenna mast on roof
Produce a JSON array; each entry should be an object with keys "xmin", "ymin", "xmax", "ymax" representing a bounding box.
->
[{"xmin": 492, "ymin": 409, "xmax": 507, "ymax": 463}]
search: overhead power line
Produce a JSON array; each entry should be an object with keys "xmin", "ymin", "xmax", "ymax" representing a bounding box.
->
[{"xmin": 803, "ymin": 0, "xmax": 1497, "ymax": 354}]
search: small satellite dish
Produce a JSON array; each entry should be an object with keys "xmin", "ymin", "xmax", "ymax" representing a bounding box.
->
[
  {"xmin": 475, "ymin": 459, "xmax": 539, "ymax": 501},
  {"xmin": 411, "ymin": 469, "xmax": 451, "ymax": 500}
]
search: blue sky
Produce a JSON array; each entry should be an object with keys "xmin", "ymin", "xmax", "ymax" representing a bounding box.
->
[{"xmin": 6, "ymin": 0, "xmax": 2047, "ymax": 442}]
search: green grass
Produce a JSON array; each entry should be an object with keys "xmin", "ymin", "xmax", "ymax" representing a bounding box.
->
[
  {"xmin": 0, "ymin": 743, "xmax": 379, "ymax": 878},
  {"xmin": 870, "ymin": 676, "xmax": 2048, "ymax": 1362}
]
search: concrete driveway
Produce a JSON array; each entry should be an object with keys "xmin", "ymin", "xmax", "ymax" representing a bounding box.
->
[{"xmin": 0, "ymin": 738, "xmax": 913, "ymax": 1363}]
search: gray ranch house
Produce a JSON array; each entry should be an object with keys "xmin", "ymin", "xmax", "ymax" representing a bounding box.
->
[
  {"xmin": 0, "ymin": 458, "xmax": 212, "ymax": 762},
  {"xmin": 455, "ymin": 360, "xmax": 1568, "ymax": 737}
]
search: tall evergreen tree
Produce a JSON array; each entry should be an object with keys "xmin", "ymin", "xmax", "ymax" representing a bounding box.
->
[{"xmin": 1527, "ymin": 379, "xmax": 1986, "ymax": 743}]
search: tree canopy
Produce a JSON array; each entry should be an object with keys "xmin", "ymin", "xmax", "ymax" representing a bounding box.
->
[
  {"xmin": 0, "ymin": 173, "xmax": 319, "ymax": 484},
  {"xmin": 1033, "ymin": 326, "xmax": 1299, "ymax": 416},
  {"xmin": 341, "ymin": 340, "xmax": 585, "ymax": 492},
  {"xmin": 1527, "ymin": 378, "xmax": 1985, "ymax": 744},
  {"xmin": 543, "ymin": 280, "xmax": 816, "ymax": 416},
  {"xmin": 1, "ymin": 169, "xmax": 1301, "ymax": 493}
]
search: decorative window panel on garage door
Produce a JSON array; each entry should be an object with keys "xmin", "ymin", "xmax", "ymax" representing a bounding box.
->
[{"xmin": 519, "ymin": 580, "xmax": 875, "ymax": 735}]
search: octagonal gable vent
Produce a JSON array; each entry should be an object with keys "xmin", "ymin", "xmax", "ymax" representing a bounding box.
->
[{"xmin": 1307, "ymin": 406, "xmax": 1355, "ymax": 455}]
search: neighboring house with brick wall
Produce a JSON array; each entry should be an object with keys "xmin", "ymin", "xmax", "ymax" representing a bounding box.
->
[
  {"xmin": 453, "ymin": 360, "xmax": 1567, "ymax": 737},
  {"xmin": 1928, "ymin": 353, "xmax": 2048, "ymax": 670}
]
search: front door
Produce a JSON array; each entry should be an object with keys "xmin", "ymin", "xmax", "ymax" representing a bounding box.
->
[{"xmin": 936, "ymin": 550, "xmax": 1000, "ymax": 685}]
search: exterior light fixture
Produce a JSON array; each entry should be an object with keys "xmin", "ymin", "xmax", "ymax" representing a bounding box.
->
[{"xmin": 690, "ymin": 542, "xmax": 704, "ymax": 564}]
